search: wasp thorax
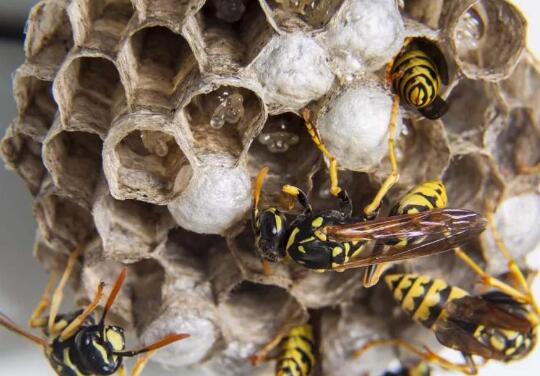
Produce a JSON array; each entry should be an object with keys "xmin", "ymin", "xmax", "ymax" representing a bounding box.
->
[{"xmin": 256, "ymin": 208, "xmax": 288, "ymax": 262}]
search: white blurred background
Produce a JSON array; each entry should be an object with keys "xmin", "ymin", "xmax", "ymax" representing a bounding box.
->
[{"xmin": 0, "ymin": 1, "xmax": 539, "ymax": 375}]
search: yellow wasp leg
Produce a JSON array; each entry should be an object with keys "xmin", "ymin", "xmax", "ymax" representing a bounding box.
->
[
  {"xmin": 354, "ymin": 339, "xmax": 478, "ymax": 375},
  {"xmin": 28, "ymin": 271, "xmax": 59, "ymax": 328},
  {"xmin": 117, "ymin": 365, "xmax": 127, "ymax": 376},
  {"xmin": 253, "ymin": 167, "xmax": 273, "ymax": 275},
  {"xmin": 363, "ymin": 94, "xmax": 400, "ymax": 217},
  {"xmin": 59, "ymin": 282, "xmax": 105, "ymax": 341},
  {"xmin": 130, "ymin": 350, "xmax": 156, "ymax": 376},
  {"xmin": 301, "ymin": 109, "xmax": 342, "ymax": 197},
  {"xmin": 48, "ymin": 246, "xmax": 84, "ymax": 335},
  {"xmin": 363, "ymin": 260, "xmax": 391, "ymax": 288},
  {"xmin": 250, "ymin": 326, "xmax": 290, "ymax": 366},
  {"xmin": 516, "ymin": 162, "xmax": 540, "ymax": 175}
]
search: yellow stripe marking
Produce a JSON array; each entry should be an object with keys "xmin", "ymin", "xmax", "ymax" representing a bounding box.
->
[
  {"xmin": 311, "ymin": 217, "xmax": 323, "ymax": 228},
  {"xmin": 286, "ymin": 228, "xmax": 300, "ymax": 251}
]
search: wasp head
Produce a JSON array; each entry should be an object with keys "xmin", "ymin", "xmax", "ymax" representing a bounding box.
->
[{"xmin": 253, "ymin": 207, "xmax": 287, "ymax": 263}]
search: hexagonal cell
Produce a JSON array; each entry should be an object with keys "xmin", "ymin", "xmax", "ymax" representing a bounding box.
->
[
  {"xmin": 0, "ymin": 128, "xmax": 46, "ymax": 196},
  {"xmin": 264, "ymin": 0, "xmax": 345, "ymax": 31},
  {"xmin": 401, "ymin": 0, "xmax": 444, "ymax": 29},
  {"xmin": 25, "ymin": 0, "xmax": 74, "ymax": 77},
  {"xmin": 104, "ymin": 113, "xmax": 192, "ymax": 204},
  {"xmin": 499, "ymin": 52, "xmax": 540, "ymax": 116},
  {"xmin": 34, "ymin": 181, "xmax": 97, "ymax": 254},
  {"xmin": 443, "ymin": 153, "xmax": 504, "ymax": 213},
  {"xmin": 54, "ymin": 55, "xmax": 125, "ymax": 138},
  {"xmin": 442, "ymin": 78, "xmax": 506, "ymax": 147},
  {"xmin": 69, "ymin": 0, "xmax": 134, "ymax": 54},
  {"xmin": 130, "ymin": 259, "xmax": 166, "ymax": 329},
  {"xmin": 13, "ymin": 72, "xmax": 57, "ymax": 141},
  {"xmin": 441, "ymin": 0, "xmax": 526, "ymax": 81},
  {"xmin": 132, "ymin": 0, "xmax": 204, "ymax": 26},
  {"xmin": 218, "ymin": 281, "xmax": 306, "ymax": 346},
  {"xmin": 123, "ymin": 26, "xmax": 199, "ymax": 110},
  {"xmin": 247, "ymin": 112, "xmax": 320, "ymax": 206},
  {"xmin": 182, "ymin": 85, "xmax": 265, "ymax": 162},
  {"xmin": 194, "ymin": 0, "xmax": 274, "ymax": 72},
  {"xmin": 43, "ymin": 129, "xmax": 103, "ymax": 208},
  {"xmin": 93, "ymin": 184, "xmax": 176, "ymax": 263},
  {"xmin": 487, "ymin": 108, "xmax": 540, "ymax": 179}
]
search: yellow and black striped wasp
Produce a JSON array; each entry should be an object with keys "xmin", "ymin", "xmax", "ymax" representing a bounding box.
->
[
  {"xmin": 0, "ymin": 247, "xmax": 189, "ymax": 376},
  {"xmin": 354, "ymin": 206, "xmax": 540, "ymax": 375}
]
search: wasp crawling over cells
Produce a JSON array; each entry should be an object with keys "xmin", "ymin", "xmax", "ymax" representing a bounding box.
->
[
  {"xmin": 0, "ymin": 247, "xmax": 189, "ymax": 376},
  {"xmin": 250, "ymin": 321, "xmax": 318, "ymax": 376},
  {"xmin": 251, "ymin": 164, "xmax": 487, "ymax": 273},
  {"xmin": 355, "ymin": 206, "xmax": 540, "ymax": 375}
]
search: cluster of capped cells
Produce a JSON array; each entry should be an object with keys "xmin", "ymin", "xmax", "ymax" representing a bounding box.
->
[{"xmin": 1, "ymin": 0, "xmax": 540, "ymax": 374}]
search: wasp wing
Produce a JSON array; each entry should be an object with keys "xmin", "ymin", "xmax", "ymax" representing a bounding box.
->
[
  {"xmin": 325, "ymin": 209, "xmax": 486, "ymax": 270},
  {"xmin": 445, "ymin": 295, "xmax": 533, "ymax": 333}
]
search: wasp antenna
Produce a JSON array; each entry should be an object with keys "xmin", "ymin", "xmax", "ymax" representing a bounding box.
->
[
  {"xmin": 0, "ymin": 311, "xmax": 48, "ymax": 347},
  {"xmin": 114, "ymin": 333, "xmax": 190, "ymax": 357},
  {"xmin": 99, "ymin": 267, "xmax": 128, "ymax": 327}
]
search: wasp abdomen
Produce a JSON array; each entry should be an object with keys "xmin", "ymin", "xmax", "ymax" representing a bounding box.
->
[
  {"xmin": 385, "ymin": 274, "xmax": 468, "ymax": 329},
  {"xmin": 276, "ymin": 325, "xmax": 316, "ymax": 376}
]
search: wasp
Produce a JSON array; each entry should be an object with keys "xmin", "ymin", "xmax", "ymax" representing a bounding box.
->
[
  {"xmin": 250, "ymin": 323, "xmax": 317, "ymax": 376},
  {"xmin": 354, "ymin": 206, "xmax": 540, "ymax": 375},
  {"xmin": 252, "ymin": 163, "xmax": 487, "ymax": 273},
  {"xmin": 0, "ymin": 247, "xmax": 189, "ymax": 376},
  {"xmin": 382, "ymin": 362, "xmax": 430, "ymax": 376}
]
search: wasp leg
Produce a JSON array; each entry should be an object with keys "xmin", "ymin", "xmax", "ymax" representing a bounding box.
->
[
  {"xmin": 301, "ymin": 109, "xmax": 342, "ymax": 198},
  {"xmin": 47, "ymin": 246, "xmax": 84, "ymax": 335},
  {"xmin": 117, "ymin": 365, "xmax": 127, "ymax": 376},
  {"xmin": 130, "ymin": 350, "xmax": 156, "ymax": 376},
  {"xmin": 363, "ymin": 94, "xmax": 400, "ymax": 218},
  {"xmin": 362, "ymin": 244, "xmax": 390, "ymax": 288},
  {"xmin": 59, "ymin": 282, "xmax": 105, "ymax": 341},
  {"xmin": 28, "ymin": 271, "xmax": 59, "ymax": 328},
  {"xmin": 250, "ymin": 326, "xmax": 290, "ymax": 366},
  {"xmin": 282, "ymin": 185, "xmax": 313, "ymax": 216},
  {"xmin": 354, "ymin": 339, "xmax": 478, "ymax": 375}
]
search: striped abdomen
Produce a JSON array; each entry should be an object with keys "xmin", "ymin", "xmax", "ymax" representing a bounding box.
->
[
  {"xmin": 385, "ymin": 274, "xmax": 469, "ymax": 329},
  {"xmin": 276, "ymin": 325, "xmax": 316, "ymax": 376},
  {"xmin": 392, "ymin": 49, "xmax": 442, "ymax": 109}
]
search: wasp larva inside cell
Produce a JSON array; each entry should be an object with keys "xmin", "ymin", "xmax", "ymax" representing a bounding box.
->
[
  {"xmin": 257, "ymin": 120, "xmax": 300, "ymax": 153},
  {"xmin": 209, "ymin": 89, "xmax": 245, "ymax": 129},
  {"xmin": 210, "ymin": 0, "xmax": 247, "ymax": 23},
  {"xmin": 455, "ymin": 5, "xmax": 486, "ymax": 51},
  {"xmin": 140, "ymin": 130, "xmax": 172, "ymax": 158}
]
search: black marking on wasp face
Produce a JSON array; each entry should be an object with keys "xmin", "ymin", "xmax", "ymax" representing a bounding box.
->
[{"xmin": 255, "ymin": 207, "xmax": 288, "ymax": 262}]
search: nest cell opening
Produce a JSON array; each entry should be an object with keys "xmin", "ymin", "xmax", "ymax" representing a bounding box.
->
[
  {"xmin": 75, "ymin": 0, "xmax": 134, "ymax": 52},
  {"xmin": 34, "ymin": 193, "xmax": 96, "ymax": 252},
  {"xmin": 443, "ymin": 154, "xmax": 503, "ymax": 212},
  {"xmin": 248, "ymin": 112, "xmax": 319, "ymax": 195},
  {"xmin": 60, "ymin": 57, "xmax": 125, "ymax": 136},
  {"xmin": 129, "ymin": 26, "xmax": 197, "ymax": 109},
  {"xmin": 134, "ymin": 0, "xmax": 199, "ymax": 20},
  {"xmin": 219, "ymin": 281, "xmax": 302, "ymax": 343},
  {"xmin": 184, "ymin": 85, "xmax": 263, "ymax": 160},
  {"xmin": 45, "ymin": 131, "xmax": 103, "ymax": 205},
  {"xmin": 115, "ymin": 129, "xmax": 189, "ymax": 200},
  {"xmin": 130, "ymin": 259, "xmax": 166, "ymax": 329},
  {"xmin": 197, "ymin": 0, "xmax": 274, "ymax": 67},
  {"xmin": 25, "ymin": 2, "xmax": 74, "ymax": 69},
  {"xmin": 1, "ymin": 133, "xmax": 47, "ymax": 196},
  {"xmin": 15, "ymin": 76, "xmax": 57, "ymax": 140},
  {"xmin": 269, "ymin": 0, "xmax": 345, "ymax": 30},
  {"xmin": 453, "ymin": 0, "xmax": 525, "ymax": 76}
]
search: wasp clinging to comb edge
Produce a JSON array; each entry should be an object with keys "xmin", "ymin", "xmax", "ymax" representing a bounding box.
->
[{"xmin": 0, "ymin": 246, "xmax": 190, "ymax": 376}]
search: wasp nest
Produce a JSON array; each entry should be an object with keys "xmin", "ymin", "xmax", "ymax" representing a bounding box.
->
[{"xmin": 2, "ymin": 0, "xmax": 539, "ymax": 375}]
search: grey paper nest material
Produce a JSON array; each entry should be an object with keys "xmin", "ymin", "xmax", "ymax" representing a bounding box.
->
[{"xmin": 2, "ymin": 0, "xmax": 540, "ymax": 375}]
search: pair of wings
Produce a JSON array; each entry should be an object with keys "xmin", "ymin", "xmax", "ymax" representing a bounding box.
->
[
  {"xmin": 322, "ymin": 208, "xmax": 487, "ymax": 271},
  {"xmin": 435, "ymin": 294, "xmax": 534, "ymax": 360}
]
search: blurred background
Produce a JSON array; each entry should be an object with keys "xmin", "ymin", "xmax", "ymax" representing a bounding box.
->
[{"xmin": 0, "ymin": 1, "xmax": 539, "ymax": 375}]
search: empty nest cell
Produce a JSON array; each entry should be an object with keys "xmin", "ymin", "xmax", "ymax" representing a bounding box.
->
[
  {"xmin": 266, "ymin": 0, "xmax": 345, "ymax": 31},
  {"xmin": 126, "ymin": 26, "xmax": 198, "ymax": 110},
  {"xmin": 25, "ymin": 0, "xmax": 74, "ymax": 76},
  {"xmin": 55, "ymin": 55, "xmax": 125, "ymax": 137},
  {"xmin": 195, "ymin": 0, "xmax": 274, "ymax": 70},
  {"xmin": 43, "ymin": 129, "xmax": 103, "ymax": 208},
  {"xmin": 13, "ymin": 73, "xmax": 57, "ymax": 141},
  {"xmin": 69, "ymin": 0, "xmax": 134, "ymax": 54},
  {"xmin": 112, "ymin": 127, "xmax": 189, "ymax": 202},
  {"xmin": 183, "ymin": 85, "xmax": 264, "ymax": 162},
  {"xmin": 247, "ymin": 112, "xmax": 320, "ymax": 203},
  {"xmin": 34, "ymin": 185, "xmax": 96, "ymax": 254},
  {"xmin": 0, "ymin": 129, "xmax": 46, "ymax": 196}
]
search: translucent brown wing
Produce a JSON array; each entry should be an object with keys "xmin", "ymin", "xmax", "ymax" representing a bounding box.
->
[
  {"xmin": 445, "ymin": 295, "xmax": 533, "ymax": 333},
  {"xmin": 434, "ymin": 318, "xmax": 502, "ymax": 360},
  {"xmin": 324, "ymin": 209, "xmax": 487, "ymax": 270}
]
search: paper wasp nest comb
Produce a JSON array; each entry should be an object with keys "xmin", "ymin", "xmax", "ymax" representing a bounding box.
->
[{"xmin": 1, "ymin": 0, "xmax": 539, "ymax": 374}]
